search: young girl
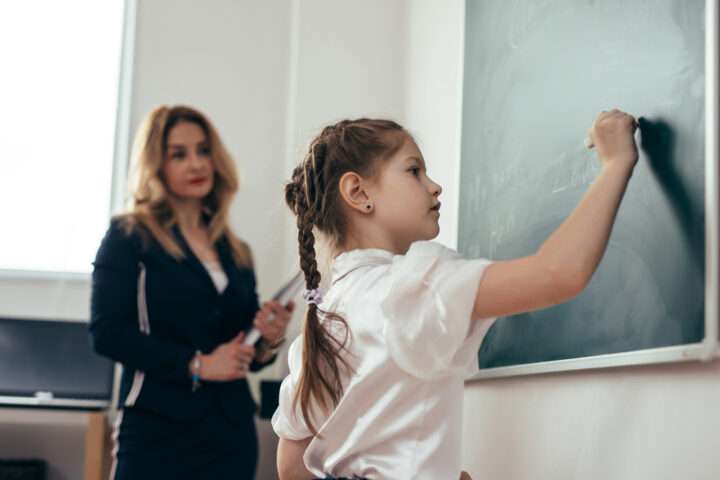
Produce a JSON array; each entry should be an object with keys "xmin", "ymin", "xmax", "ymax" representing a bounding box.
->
[{"xmin": 273, "ymin": 112, "xmax": 638, "ymax": 479}]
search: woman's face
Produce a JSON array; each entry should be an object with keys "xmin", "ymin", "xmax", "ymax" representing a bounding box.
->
[{"xmin": 161, "ymin": 121, "xmax": 214, "ymax": 200}]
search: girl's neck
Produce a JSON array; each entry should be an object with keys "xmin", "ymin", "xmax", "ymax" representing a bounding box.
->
[{"xmin": 342, "ymin": 228, "xmax": 411, "ymax": 256}]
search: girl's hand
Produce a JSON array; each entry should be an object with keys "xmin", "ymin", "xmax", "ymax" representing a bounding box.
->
[
  {"xmin": 588, "ymin": 109, "xmax": 638, "ymax": 170},
  {"xmin": 253, "ymin": 300, "xmax": 295, "ymax": 347},
  {"xmin": 460, "ymin": 472, "xmax": 473, "ymax": 480},
  {"xmin": 198, "ymin": 332, "xmax": 256, "ymax": 381}
]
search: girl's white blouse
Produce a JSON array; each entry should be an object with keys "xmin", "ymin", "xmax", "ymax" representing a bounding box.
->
[{"xmin": 272, "ymin": 241, "xmax": 496, "ymax": 480}]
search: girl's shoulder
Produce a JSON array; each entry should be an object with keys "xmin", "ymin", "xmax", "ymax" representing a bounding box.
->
[
  {"xmin": 381, "ymin": 242, "xmax": 493, "ymax": 379},
  {"xmin": 380, "ymin": 241, "xmax": 468, "ymax": 286},
  {"xmin": 331, "ymin": 241, "xmax": 460, "ymax": 281}
]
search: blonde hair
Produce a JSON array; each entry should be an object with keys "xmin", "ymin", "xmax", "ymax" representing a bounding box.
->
[{"xmin": 122, "ymin": 105, "xmax": 252, "ymax": 268}]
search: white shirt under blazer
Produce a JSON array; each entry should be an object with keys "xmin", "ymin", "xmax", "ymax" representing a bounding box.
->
[{"xmin": 272, "ymin": 241, "xmax": 497, "ymax": 479}]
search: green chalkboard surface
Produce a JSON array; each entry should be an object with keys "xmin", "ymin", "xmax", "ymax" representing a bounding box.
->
[{"xmin": 458, "ymin": 0, "xmax": 710, "ymax": 374}]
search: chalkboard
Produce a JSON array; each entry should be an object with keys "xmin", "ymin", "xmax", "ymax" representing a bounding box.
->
[
  {"xmin": 458, "ymin": 0, "xmax": 716, "ymax": 377},
  {"xmin": 0, "ymin": 318, "xmax": 114, "ymax": 408}
]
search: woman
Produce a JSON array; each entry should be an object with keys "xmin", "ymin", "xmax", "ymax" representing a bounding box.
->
[{"xmin": 89, "ymin": 105, "xmax": 292, "ymax": 479}]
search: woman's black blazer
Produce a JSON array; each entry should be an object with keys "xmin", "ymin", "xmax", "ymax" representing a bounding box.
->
[{"xmin": 89, "ymin": 218, "xmax": 270, "ymax": 423}]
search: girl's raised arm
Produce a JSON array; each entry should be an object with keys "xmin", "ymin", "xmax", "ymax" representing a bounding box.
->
[{"xmin": 472, "ymin": 110, "xmax": 638, "ymax": 320}]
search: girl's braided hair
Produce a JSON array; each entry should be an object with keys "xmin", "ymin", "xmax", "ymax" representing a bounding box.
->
[{"xmin": 284, "ymin": 118, "xmax": 406, "ymax": 435}]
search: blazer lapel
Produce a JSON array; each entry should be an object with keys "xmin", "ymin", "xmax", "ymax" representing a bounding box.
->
[
  {"xmin": 172, "ymin": 224, "xmax": 219, "ymax": 293},
  {"xmin": 216, "ymin": 240, "xmax": 237, "ymax": 298}
]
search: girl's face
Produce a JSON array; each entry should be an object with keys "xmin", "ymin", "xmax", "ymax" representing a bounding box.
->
[
  {"xmin": 368, "ymin": 135, "xmax": 442, "ymax": 251},
  {"xmin": 161, "ymin": 121, "xmax": 214, "ymax": 200}
]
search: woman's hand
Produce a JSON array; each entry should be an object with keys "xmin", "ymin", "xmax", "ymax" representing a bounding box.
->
[
  {"xmin": 588, "ymin": 109, "xmax": 639, "ymax": 170},
  {"xmin": 196, "ymin": 332, "xmax": 256, "ymax": 381},
  {"xmin": 254, "ymin": 300, "xmax": 295, "ymax": 347}
]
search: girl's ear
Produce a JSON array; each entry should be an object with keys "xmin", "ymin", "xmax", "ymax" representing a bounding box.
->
[{"xmin": 338, "ymin": 171, "xmax": 373, "ymax": 214}]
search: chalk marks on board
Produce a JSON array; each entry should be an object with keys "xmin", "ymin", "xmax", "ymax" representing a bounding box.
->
[
  {"xmin": 464, "ymin": 146, "xmax": 600, "ymax": 260},
  {"xmin": 466, "ymin": 147, "xmax": 598, "ymax": 224},
  {"xmin": 466, "ymin": 174, "xmax": 484, "ymax": 217},
  {"xmin": 552, "ymin": 148, "xmax": 600, "ymax": 193},
  {"xmin": 467, "ymin": 162, "xmax": 522, "ymax": 216},
  {"xmin": 509, "ymin": 0, "xmax": 550, "ymax": 51},
  {"xmin": 465, "ymin": 162, "xmax": 522, "ymax": 259},
  {"xmin": 489, "ymin": 209, "xmax": 517, "ymax": 259}
]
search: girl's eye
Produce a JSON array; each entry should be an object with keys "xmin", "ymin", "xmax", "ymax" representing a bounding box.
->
[
  {"xmin": 171, "ymin": 151, "xmax": 185, "ymax": 160},
  {"xmin": 199, "ymin": 146, "xmax": 210, "ymax": 156},
  {"xmin": 409, "ymin": 168, "xmax": 419, "ymax": 176}
]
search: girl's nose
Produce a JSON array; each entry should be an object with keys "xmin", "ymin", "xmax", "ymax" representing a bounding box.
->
[{"xmin": 430, "ymin": 178, "xmax": 442, "ymax": 196}]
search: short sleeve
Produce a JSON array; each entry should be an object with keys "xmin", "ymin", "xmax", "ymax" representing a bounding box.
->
[
  {"xmin": 272, "ymin": 336, "xmax": 312, "ymax": 440},
  {"xmin": 380, "ymin": 241, "xmax": 495, "ymax": 380}
]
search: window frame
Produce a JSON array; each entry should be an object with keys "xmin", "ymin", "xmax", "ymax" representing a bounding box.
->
[{"xmin": 0, "ymin": 0, "xmax": 136, "ymax": 281}]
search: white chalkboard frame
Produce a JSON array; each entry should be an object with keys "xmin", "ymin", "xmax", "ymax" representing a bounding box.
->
[{"xmin": 469, "ymin": 0, "xmax": 719, "ymax": 380}]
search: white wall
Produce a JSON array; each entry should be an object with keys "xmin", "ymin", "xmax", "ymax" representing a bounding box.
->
[
  {"xmin": 287, "ymin": 0, "xmax": 407, "ymax": 140},
  {"xmin": 404, "ymin": 0, "xmax": 466, "ymax": 250},
  {"xmin": 461, "ymin": 361, "xmax": 720, "ymax": 480},
  {"xmin": 404, "ymin": 2, "xmax": 720, "ymax": 479}
]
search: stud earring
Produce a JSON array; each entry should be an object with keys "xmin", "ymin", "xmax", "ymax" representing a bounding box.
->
[{"xmin": 366, "ymin": 204, "xmax": 372, "ymax": 210}]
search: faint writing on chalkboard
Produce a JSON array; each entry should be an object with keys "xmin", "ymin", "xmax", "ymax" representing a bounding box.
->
[
  {"xmin": 509, "ymin": 0, "xmax": 550, "ymax": 50},
  {"xmin": 552, "ymin": 150, "xmax": 600, "ymax": 194},
  {"xmin": 467, "ymin": 163, "xmax": 522, "ymax": 215},
  {"xmin": 489, "ymin": 208, "xmax": 516, "ymax": 259}
]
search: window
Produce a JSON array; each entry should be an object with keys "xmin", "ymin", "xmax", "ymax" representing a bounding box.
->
[{"xmin": 0, "ymin": 1, "xmax": 127, "ymax": 274}]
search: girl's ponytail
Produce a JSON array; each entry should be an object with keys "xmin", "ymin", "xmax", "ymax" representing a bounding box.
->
[{"xmin": 285, "ymin": 142, "xmax": 351, "ymax": 437}]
